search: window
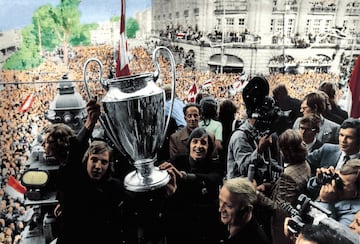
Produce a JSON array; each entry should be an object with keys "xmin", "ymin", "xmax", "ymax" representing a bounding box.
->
[
  {"xmin": 184, "ymin": 10, "xmax": 189, "ymax": 17},
  {"xmin": 226, "ymin": 18, "xmax": 234, "ymax": 25},
  {"xmin": 194, "ymin": 8, "xmax": 199, "ymax": 16},
  {"xmin": 239, "ymin": 18, "xmax": 245, "ymax": 26},
  {"xmin": 270, "ymin": 19, "xmax": 274, "ymax": 32}
]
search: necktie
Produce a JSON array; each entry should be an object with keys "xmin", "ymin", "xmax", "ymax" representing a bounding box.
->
[{"xmin": 343, "ymin": 155, "xmax": 350, "ymax": 164}]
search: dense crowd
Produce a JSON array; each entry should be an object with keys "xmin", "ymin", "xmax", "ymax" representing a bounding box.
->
[{"xmin": 0, "ymin": 43, "xmax": 354, "ymax": 243}]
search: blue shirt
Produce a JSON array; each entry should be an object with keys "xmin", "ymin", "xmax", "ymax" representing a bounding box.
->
[{"xmin": 165, "ymin": 98, "xmax": 186, "ymax": 127}]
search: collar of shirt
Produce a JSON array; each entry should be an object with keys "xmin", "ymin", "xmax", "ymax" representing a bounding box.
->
[{"xmin": 306, "ymin": 138, "xmax": 316, "ymax": 151}]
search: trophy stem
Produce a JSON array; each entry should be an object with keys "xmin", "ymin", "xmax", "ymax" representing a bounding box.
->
[{"xmin": 124, "ymin": 158, "xmax": 170, "ymax": 192}]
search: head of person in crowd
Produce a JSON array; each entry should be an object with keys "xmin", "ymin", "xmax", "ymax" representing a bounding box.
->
[
  {"xmin": 272, "ymin": 84, "xmax": 289, "ymax": 104},
  {"xmin": 349, "ymin": 210, "xmax": 360, "ymax": 234},
  {"xmin": 338, "ymin": 118, "xmax": 360, "ymax": 156},
  {"xmin": 318, "ymin": 90, "xmax": 332, "ymax": 111},
  {"xmin": 187, "ymin": 127, "xmax": 214, "ymax": 162},
  {"xmin": 164, "ymin": 84, "xmax": 174, "ymax": 101},
  {"xmin": 183, "ymin": 102, "xmax": 201, "ymax": 131},
  {"xmin": 300, "ymin": 91, "xmax": 328, "ymax": 117},
  {"xmin": 82, "ymin": 140, "xmax": 113, "ymax": 181},
  {"xmin": 195, "ymin": 92, "xmax": 210, "ymax": 105},
  {"xmin": 295, "ymin": 224, "xmax": 353, "ymax": 244},
  {"xmin": 200, "ymin": 96, "xmax": 218, "ymax": 123},
  {"xmin": 218, "ymin": 98, "xmax": 239, "ymax": 143},
  {"xmin": 299, "ymin": 113, "xmax": 321, "ymax": 144},
  {"xmin": 218, "ymin": 99, "xmax": 238, "ymax": 123},
  {"xmin": 278, "ymin": 129, "xmax": 307, "ymax": 165},
  {"xmin": 319, "ymin": 81, "xmax": 336, "ymax": 102},
  {"xmin": 218, "ymin": 177, "xmax": 257, "ymax": 234},
  {"xmin": 42, "ymin": 123, "xmax": 75, "ymax": 163}
]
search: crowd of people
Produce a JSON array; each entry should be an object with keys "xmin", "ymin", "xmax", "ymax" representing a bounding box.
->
[{"xmin": 0, "ymin": 42, "xmax": 359, "ymax": 243}]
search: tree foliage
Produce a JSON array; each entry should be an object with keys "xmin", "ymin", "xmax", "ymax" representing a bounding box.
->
[
  {"xmin": 126, "ymin": 18, "xmax": 139, "ymax": 38},
  {"xmin": 3, "ymin": 25, "xmax": 42, "ymax": 70},
  {"xmin": 4, "ymin": 0, "xmax": 96, "ymax": 69},
  {"xmin": 4, "ymin": 0, "xmax": 138, "ymax": 69}
]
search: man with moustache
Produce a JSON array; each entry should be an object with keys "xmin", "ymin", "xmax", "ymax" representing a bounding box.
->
[{"xmin": 169, "ymin": 102, "xmax": 201, "ymax": 158}]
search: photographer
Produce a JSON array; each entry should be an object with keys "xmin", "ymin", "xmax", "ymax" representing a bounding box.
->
[
  {"xmin": 306, "ymin": 117, "xmax": 360, "ymax": 176},
  {"xmin": 307, "ymin": 159, "xmax": 360, "ymax": 226}
]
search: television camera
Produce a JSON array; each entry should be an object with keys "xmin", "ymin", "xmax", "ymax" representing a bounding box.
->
[
  {"xmin": 19, "ymin": 75, "xmax": 89, "ymax": 244},
  {"xmin": 282, "ymin": 194, "xmax": 359, "ymax": 243},
  {"xmin": 242, "ymin": 76, "xmax": 291, "ymax": 136}
]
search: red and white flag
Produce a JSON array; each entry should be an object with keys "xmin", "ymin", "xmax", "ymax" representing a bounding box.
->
[
  {"xmin": 187, "ymin": 82, "xmax": 198, "ymax": 103},
  {"xmin": 349, "ymin": 55, "xmax": 360, "ymax": 118},
  {"xmin": 18, "ymin": 93, "xmax": 35, "ymax": 113},
  {"xmin": 201, "ymin": 79, "xmax": 213, "ymax": 89},
  {"xmin": 5, "ymin": 176, "xmax": 27, "ymax": 201},
  {"xmin": 116, "ymin": 0, "xmax": 131, "ymax": 77}
]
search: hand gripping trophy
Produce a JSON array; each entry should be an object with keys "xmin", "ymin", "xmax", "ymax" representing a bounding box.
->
[{"xmin": 83, "ymin": 46, "xmax": 176, "ymax": 192}]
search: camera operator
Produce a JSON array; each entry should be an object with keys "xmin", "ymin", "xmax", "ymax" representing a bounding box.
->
[
  {"xmin": 307, "ymin": 159, "xmax": 360, "ymax": 226},
  {"xmin": 226, "ymin": 76, "xmax": 282, "ymax": 187}
]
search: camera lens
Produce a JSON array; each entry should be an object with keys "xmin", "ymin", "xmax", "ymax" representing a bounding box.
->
[
  {"xmin": 316, "ymin": 172, "xmax": 333, "ymax": 185},
  {"xmin": 316, "ymin": 172, "xmax": 343, "ymax": 189}
]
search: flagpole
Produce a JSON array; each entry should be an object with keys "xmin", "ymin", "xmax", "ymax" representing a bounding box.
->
[
  {"xmin": 220, "ymin": 0, "xmax": 225, "ymax": 74},
  {"xmin": 116, "ymin": 0, "xmax": 131, "ymax": 77}
]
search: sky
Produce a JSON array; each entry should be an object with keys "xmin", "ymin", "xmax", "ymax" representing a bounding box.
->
[{"xmin": 0, "ymin": 0, "xmax": 151, "ymax": 31}]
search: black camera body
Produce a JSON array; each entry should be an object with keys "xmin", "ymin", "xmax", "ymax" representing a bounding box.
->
[
  {"xmin": 316, "ymin": 172, "xmax": 344, "ymax": 189},
  {"xmin": 282, "ymin": 194, "xmax": 359, "ymax": 243},
  {"xmin": 242, "ymin": 76, "xmax": 290, "ymax": 135}
]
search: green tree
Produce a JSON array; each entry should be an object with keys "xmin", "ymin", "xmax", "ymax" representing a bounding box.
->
[
  {"xmin": 111, "ymin": 16, "xmax": 138, "ymax": 39},
  {"xmin": 126, "ymin": 18, "xmax": 139, "ymax": 38},
  {"xmin": 3, "ymin": 25, "xmax": 42, "ymax": 70},
  {"xmin": 32, "ymin": 0, "xmax": 94, "ymax": 64}
]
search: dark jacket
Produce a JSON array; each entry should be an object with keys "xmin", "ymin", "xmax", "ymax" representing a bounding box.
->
[
  {"xmin": 56, "ymin": 131, "xmax": 129, "ymax": 244},
  {"xmin": 164, "ymin": 155, "xmax": 224, "ymax": 244},
  {"xmin": 223, "ymin": 217, "xmax": 271, "ymax": 244},
  {"xmin": 323, "ymin": 103, "xmax": 348, "ymax": 125}
]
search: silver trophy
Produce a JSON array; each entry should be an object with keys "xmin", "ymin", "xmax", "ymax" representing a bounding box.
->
[{"xmin": 83, "ymin": 46, "xmax": 176, "ymax": 192}]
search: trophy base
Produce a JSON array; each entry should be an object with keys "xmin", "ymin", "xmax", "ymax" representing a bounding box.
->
[{"xmin": 124, "ymin": 167, "xmax": 170, "ymax": 192}]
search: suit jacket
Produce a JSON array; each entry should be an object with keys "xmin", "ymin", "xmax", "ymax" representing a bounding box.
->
[
  {"xmin": 307, "ymin": 139, "xmax": 323, "ymax": 153},
  {"xmin": 323, "ymin": 104, "xmax": 348, "ymax": 125},
  {"xmin": 169, "ymin": 127, "xmax": 191, "ymax": 159},
  {"xmin": 293, "ymin": 116, "xmax": 340, "ymax": 144},
  {"xmin": 306, "ymin": 143, "xmax": 341, "ymax": 174},
  {"xmin": 315, "ymin": 199, "xmax": 360, "ymax": 226},
  {"xmin": 270, "ymin": 161, "xmax": 311, "ymax": 244}
]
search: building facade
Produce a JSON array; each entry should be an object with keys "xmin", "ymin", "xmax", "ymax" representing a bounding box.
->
[{"xmin": 147, "ymin": 0, "xmax": 359, "ymax": 75}]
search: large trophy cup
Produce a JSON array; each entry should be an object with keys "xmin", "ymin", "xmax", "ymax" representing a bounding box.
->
[{"xmin": 83, "ymin": 46, "xmax": 176, "ymax": 192}]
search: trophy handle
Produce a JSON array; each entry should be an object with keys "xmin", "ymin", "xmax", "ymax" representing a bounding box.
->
[
  {"xmin": 83, "ymin": 57, "xmax": 106, "ymax": 99},
  {"xmin": 152, "ymin": 46, "xmax": 177, "ymax": 148},
  {"xmin": 82, "ymin": 58, "xmax": 129, "ymax": 158}
]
